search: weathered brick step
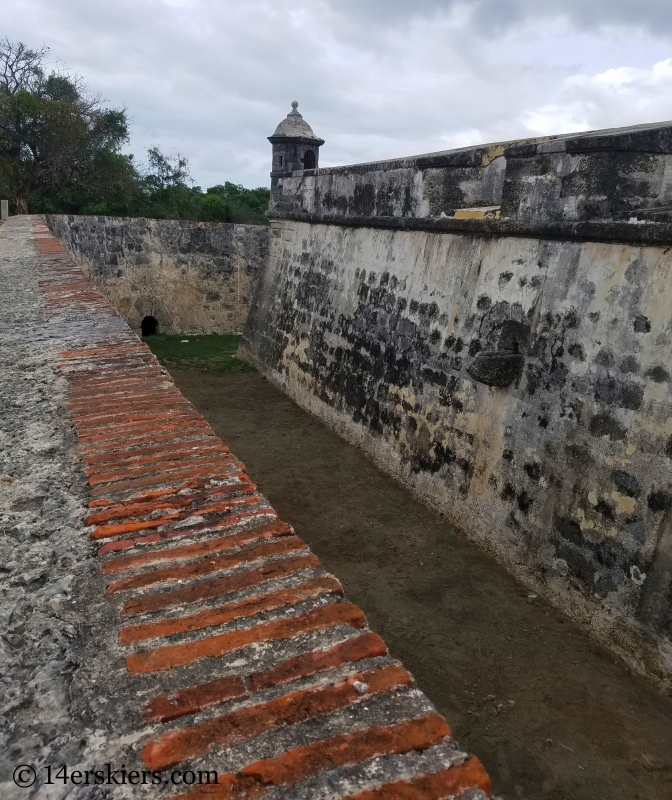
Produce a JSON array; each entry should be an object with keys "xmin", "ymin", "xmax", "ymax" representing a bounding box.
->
[
  {"xmin": 93, "ymin": 497, "xmax": 262, "ymax": 542},
  {"xmin": 33, "ymin": 216, "xmax": 493, "ymax": 799},
  {"xmin": 72, "ymin": 394, "xmax": 193, "ymax": 419},
  {"xmin": 88, "ymin": 484, "xmax": 202, "ymax": 510},
  {"xmin": 121, "ymin": 574, "xmax": 344, "ymax": 645},
  {"xmin": 127, "ymin": 603, "xmax": 367, "ymax": 675},
  {"xmin": 342, "ymin": 758, "xmax": 492, "ymax": 799},
  {"xmin": 107, "ymin": 534, "xmax": 304, "ymax": 593},
  {"xmin": 88, "ymin": 459, "xmax": 248, "ymax": 497},
  {"xmin": 85, "ymin": 443, "xmax": 232, "ymax": 478},
  {"xmin": 82, "ymin": 435, "xmax": 223, "ymax": 469},
  {"xmin": 95, "ymin": 493, "xmax": 264, "ymax": 542},
  {"xmin": 142, "ymin": 664, "xmax": 412, "ymax": 770},
  {"xmin": 77, "ymin": 412, "xmax": 206, "ymax": 442},
  {"xmin": 175, "ymin": 714, "xmax": 452, "ymax": 799},
  {"xmin": 78, "ymin": 420, "xmax": 213, "ymax": 450},
  {"xmin": 102, "ymin": 518, "xmax": 290, "ymax": 574},
  {"xmin": 121, "ymin": 553, "xmax": 318, "ymax": 617},
  {"xmin": 98, "ymin": 509, "xmax": 276, "ymax": 556},
  {"xmin": 70, "ymin": 380, "xmax": 175, "ymax": 401},
  {"xmin": 88, "ymin": 480, "xmax": 255, "ymax": 526},
  {"xmin": 73, "ymin": 406, "xmax": 199, "ymax": 432}
]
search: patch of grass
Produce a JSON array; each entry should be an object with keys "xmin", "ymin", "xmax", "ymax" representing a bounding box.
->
[{"xmin": 143, "ymin": 334, "xmax": 256, "ymax": 374}]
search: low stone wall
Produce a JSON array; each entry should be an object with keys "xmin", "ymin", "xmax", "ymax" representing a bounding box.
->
[
  {"xmin": 45, "ymin": 215, "xmax": 270, "ymax": 335},
  {"xmin": 241, "ymin": 217, "xmax": 672, "ymax": 694}
]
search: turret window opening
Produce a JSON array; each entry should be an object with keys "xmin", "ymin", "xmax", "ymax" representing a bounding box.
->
[
  {"xmin": 279, "ymin": 155, "xmax": 283, "ymax": 167},
  {"xmin": 303, "ymin": 150, "xmax": 316, "ymax": 169}
]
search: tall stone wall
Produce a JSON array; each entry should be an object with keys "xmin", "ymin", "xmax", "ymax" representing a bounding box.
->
[
  {"xmin": 45, "ymin": 215, "xmax": 270, "ymax": 335},
  {"xmin": 242, "ymin": 121, "xmax": 672, "ymax": 692}
]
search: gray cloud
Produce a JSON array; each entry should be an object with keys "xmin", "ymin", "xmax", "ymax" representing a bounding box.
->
[
  {"xmin": 3, "ymin": 0, "xmax": 672, "ymax": 190},
  {"xmin": 337, "ymin": 0, "xmax": 672, "ymax": 36}
]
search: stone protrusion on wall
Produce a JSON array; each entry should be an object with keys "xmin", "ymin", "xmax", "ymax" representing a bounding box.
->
[
  {"xmin": 44, "ymin": 215, "xmax": 270, "ymax": 335},
  {"xmin": 9, "ymin": 215, "xmax": 494, "ymax": 798}
]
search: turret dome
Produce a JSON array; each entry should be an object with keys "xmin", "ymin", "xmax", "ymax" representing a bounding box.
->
[{"xmin": 270, "ymin": 101, "xmax": 323, "ymax": 142}]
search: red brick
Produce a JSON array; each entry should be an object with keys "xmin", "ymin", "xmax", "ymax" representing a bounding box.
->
[
  {"xmin": 107, "ymin": 534, "xmax": 304, "ymax": 593},
  {"xmin": 60, "ymin": 345, "xmax": 147, "ymax": 359},
  {"xmin": 127, "ymin": 602, "xmax": 366, "ymax": 674},
  {"xmin": 174, "ymin": 714, "xmax": 451, "ymax": 799},
  {"xmin": 121, "ymin": 552, "xmax": 318, "ymax": 616},
  {"xmin": 77, "ymin": 414, "xmax": 203, "ymax": 443},
  {"xmin": 97, "ymin": 508, "xmax": 270, "ymax": 556},
  {"xmin": 88, "ymin": 454, "xmax": 238, "ymax": 488},
  {"xmin": 75, "ymin": 408, "xmax": 197, "ymax": 431},
  {"xmin": 143, "ymin": 631, "xmax": 383, "ymax": 723},
  {"xmin": 83, "ymin": 443, "xmax": 229, "ymax": 475},
  {"xmin": 87, "ymin": 481, "xmax": 253, "ymax": 526},
  {"xmin": 87, "ymin": 481, "xmax": 261, "ymax": 539},
  {"xmin": 88, "ymin": 479, "xmax": 221, "ymax": 510},
  {"xmin": 70, "ymin": 378, "xmax": 169, "ymax": 398},
  {"xmin": 248, "ymin": 630, "xmax": 386, "ymax": 692},
  {"xmin": 72, "ymin": 400, "xmax": 193, "ymax": 426},
  {"xmin": 103, "ymin": 518, "xmax": 290, "ymax": 574},
  {"xmin": 92, "ymin": 513, "xmax": 182, "ymax": 540},
  {"xmin": 341, "ymin": 756, "xmax": 492, "ymax": 799},
  {"xmin": 94, "ymin": 491, "xmax": 261, "ymax": 542},
  {"xmin": 121, "ymin": 574, "xmax": 342, "ymax": 644},
  {"xmin": 88, "ymin": 459, "xmax": 246, "ymax": 496},
  {"xmin": 82, "ymin": 436, "xmax": 221, "ymax": 468},
  {"xmin": 78, "ymin": 421, "xmax": 211, "ymax": 450},
  {"xmin": 72, "ymin": 400, "xmax": 191, "ymax": 424},
  {"xmin": 141, "ymin": 664, "xmax": 411, "ymax": 770},
  {"xmin": 143, "ymin": 674, "xmax": 246, "ymax": 723}
]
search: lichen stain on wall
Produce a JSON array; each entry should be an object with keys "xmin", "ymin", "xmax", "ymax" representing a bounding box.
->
[{"xmin": 242, "ymin": 219, "xmax": 672, "ymax": 691}]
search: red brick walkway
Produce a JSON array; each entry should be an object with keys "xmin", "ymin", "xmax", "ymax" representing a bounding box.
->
[{"xmin": 32, "ymin": 217, "xmax": 493, "ymax": 799}]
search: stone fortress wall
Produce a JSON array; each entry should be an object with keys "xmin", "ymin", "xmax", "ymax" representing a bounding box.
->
[
  {"xmin": 45, "ymin": 215, "xmax": 270, "ymax": 335},
  {"xmin": 241, "ymin": 121, "xmax": 672, "ymax": 692}
]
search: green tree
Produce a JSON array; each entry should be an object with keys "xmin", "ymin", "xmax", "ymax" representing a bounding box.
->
[
  {"xmin": 0, "ymin": 38, "xmax": 132, "ymax": 213},
  {"xmin": 205, "ymin": 182, "xmax": 270, "ymax": 224},
  {"xmin": 200, "ymin": 192, "xmax": 227, "ymax": 221}
]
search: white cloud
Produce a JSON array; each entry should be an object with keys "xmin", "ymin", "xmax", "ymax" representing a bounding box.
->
[{"xmin": 523, "ymin": 58, "xmax": 672, "ymax": 135}]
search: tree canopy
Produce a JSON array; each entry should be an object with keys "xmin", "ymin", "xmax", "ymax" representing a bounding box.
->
[{"xmin": 0, "ymin": 38, "xmax": 270, "ymax": 223}]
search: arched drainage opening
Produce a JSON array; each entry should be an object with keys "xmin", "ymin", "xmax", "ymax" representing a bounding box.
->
[{"xmin": 141, "ymin": 315, "xmax": 159, "ymax": 336}]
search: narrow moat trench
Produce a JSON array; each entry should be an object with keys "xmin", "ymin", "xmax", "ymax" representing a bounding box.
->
[{"xmin": 153, "ymin": 353, "xmax": 672, "ymax": 800}]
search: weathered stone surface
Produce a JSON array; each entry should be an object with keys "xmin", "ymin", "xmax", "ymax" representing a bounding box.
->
[
  {"xmin": 241, "ymin": 215, "xmax": 672, "ymax": 693},
  {"xmin": 45, "ymin": 215, "xmax": 270, "ymax": 335},
  {"xmin": 270, "ymin": 120, "xmax": 672, "ymax": 228}
]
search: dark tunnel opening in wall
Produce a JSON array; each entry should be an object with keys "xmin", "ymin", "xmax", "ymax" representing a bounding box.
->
[{"xmin": 141, "ymin": 316, "xmax": 159, "ymax": 337}]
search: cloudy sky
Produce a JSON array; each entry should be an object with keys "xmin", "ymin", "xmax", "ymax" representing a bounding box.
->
[{"xmin": 5, "ymin": 0, "xmax": 672, "ymax": 189}]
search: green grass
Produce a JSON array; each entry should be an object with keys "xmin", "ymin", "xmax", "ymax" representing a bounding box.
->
[{"xmin": 143, "ymin": 334, "xmax": 256, "ymax": 374}]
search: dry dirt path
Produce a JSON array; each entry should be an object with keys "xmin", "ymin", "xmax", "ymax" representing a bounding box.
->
[{"xmin": 170, "ymin": 368, "xmax": 672, "ymax": 800}]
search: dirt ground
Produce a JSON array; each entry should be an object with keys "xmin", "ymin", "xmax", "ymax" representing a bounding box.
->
[{"xmin": 170, "ymin": 368, "xmax": 672, "ymax": 800}]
